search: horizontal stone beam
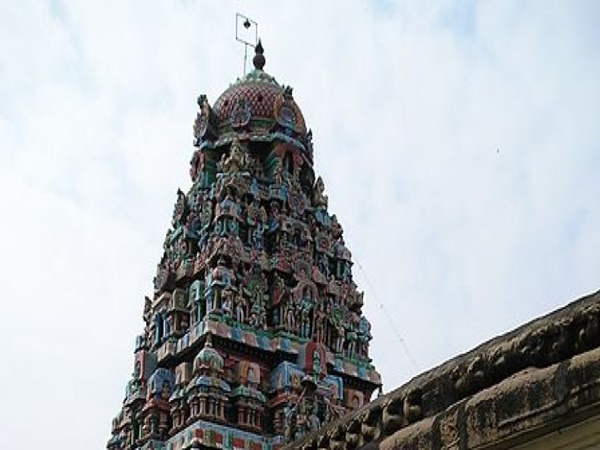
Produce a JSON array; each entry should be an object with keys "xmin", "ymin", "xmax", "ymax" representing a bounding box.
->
[{"xmin": 286, "ymin": 290, "xmax": 600, "ymax": 450}]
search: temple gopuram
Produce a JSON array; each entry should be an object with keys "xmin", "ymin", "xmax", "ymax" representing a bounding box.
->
[{"xmin": 107, "ymin": 42, "xmax": 381, "ymax": 450}]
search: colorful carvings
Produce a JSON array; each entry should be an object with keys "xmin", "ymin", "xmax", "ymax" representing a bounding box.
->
[{"xmin": 108, "ymin": 43, "xmax": 381, "ymax": 450}]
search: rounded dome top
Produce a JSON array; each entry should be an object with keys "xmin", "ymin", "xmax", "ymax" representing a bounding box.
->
[
  {"xmin": 212, "ymin": 42, "xmax": 307, "ymax": 136},
  {"xmin": 213, "ymin": 72, "xmax": 283, "ymax": 123}
]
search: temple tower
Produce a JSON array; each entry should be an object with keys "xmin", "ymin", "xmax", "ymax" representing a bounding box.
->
[{"xmin": 108, "ymin": 42, "xmax": 381, "ymax": 450}]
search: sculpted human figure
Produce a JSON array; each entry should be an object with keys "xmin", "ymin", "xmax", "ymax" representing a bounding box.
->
[
  {"xmin": 313, "ymin": 302, "xmax": 326, "ymax": 343},
  {"xmin": 221, "ymin": 289, "xmax": 233, "ymax": 318},
  {"xmin": 317, "ymin": 253, "xmax": 330, "ymax": 278},
  {"xmin": 235, "ymin": 292, "xmax": 247, "ymax": 324},
  {"xmin": 273, "ymin": 159, "xmax": 285, "ymax": 185},
  {"xmin": 308, "ymin": 404, "xmax": 320, "ymax": 431},
  {"xmin": 201, "ymin": 200, "xmax": 213, "ymax": 226},
  {"xmin": 216, "ymin": 187, "xmax": 241, "ymax": 237},
  {"xmin": 144, "ymin": 295, "xmax": 152, "ymax": 321},
  {"xmin": 220, "ymin": 139, "xmax": 246, "ymax": 173},
  {"xmin": 172, "ymin": 189, "xmax": 188, "ymax": 227},
  {"xmin": 285, "ymin": 297, "xmax": 297, "ymax": 333},
  {"xmin": 330, "ymin": 215, "xmax": 343, "ymax": 239},
  {"xmin": 251, "ymin": 222, "xmax": 264, "ymax": 251},
  {"xmin": 209, "ymin": 256, "xmax": 232, "ymax": 312},
  {"xmin": 197, "ymin": 94, "xmax": 211, "ymax": 120},
  {"xmin": 258, "ymin": 303, "xmax": 267, "ymax": 330},
  {"xmin": 299, "ymin": 287, "xmax": 313, "ymax": 338},
  {"xmin": 249, "ymin": 301, "xmax": 266, "ymax": 330},
  {"xmin": 270, "ymin": 272, "xmax": 286, "ymax": 326},
  {"xmin": 292, "ymin": 161, "xmax": 302, "ymax": 185},
  {"xmin": 312, "ymin": 176, "xmax": 328, "ymax": 208},
  {"xmin": 346, "ymin": 326, "xmax": 357, "ymax": 358},
  {"xmin": 189, "ymin": 150, "xmax": 204, "ymax": 182},
  {"xmin": 334, "ymin": 323, "xmax": 345, "ymax": 354},
  {"xmin": 358, "ymin": 316, "xmax": 372, "ymax": 357},
  {"xmin": 294, "ymin": 408, "xmax": 307, "ymax": 441},
  {"xmin": 161, "ymin": 380, "xmax": 171, "ymax": 400},
  {"xmin": 251, "ymin": 287, "xmax": 267, "ymax": 330},
  {"xmin": 283, "ymin": 411, "xmax": 294, "ymax": 444}
]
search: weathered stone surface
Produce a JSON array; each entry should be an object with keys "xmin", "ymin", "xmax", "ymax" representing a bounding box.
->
[
  {"xmin": 286, "ymin": 290, "xmax": 600, "ymax": 450},
  {"xmin": 437, "ymin": 403, "xmax": 463, "ymax": 449},
  {"xmin": 379, "ymin": 417, "xmax": 435, "ymax": 450}
]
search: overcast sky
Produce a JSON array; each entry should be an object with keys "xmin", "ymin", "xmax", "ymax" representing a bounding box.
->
[{"xmin": 1, "ymin": 1, "xmax": 599, "ymax": 448}]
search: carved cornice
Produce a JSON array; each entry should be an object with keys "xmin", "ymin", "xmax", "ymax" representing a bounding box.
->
[{"xmin": 286, "ymin": 290, "xmax": 600, "ymax": 450}]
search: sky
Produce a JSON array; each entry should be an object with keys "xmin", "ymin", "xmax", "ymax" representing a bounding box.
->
[{"xmin": 1, "ymin": 1, "xmax": 599, "ymax": 448}]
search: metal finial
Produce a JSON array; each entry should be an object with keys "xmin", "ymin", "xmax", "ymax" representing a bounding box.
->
[
  {"xmin": 235, "ymin": 13, "xmax": 258, "ymax": 75},
  {"xmin": 253, "ymin": 39, "xmax": 265, "ymax": 70}
]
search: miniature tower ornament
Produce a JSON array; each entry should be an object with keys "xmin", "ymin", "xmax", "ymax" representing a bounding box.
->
[{"xmin": 107, "ymin": 42, "xmax": 381, "ymax": 450}]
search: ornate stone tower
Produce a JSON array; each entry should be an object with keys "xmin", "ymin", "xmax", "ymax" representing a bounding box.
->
[{"xmin": 107, "ymin": 42, "xmax": 381, "ymax": 450}]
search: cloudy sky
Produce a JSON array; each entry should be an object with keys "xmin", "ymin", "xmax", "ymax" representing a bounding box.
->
[{"xmin": 1, "ymin": 1, "xmax": 599, "ymax": 448}]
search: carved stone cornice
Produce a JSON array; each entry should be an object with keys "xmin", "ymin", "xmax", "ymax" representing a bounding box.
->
[{"xmin": 286, "ymin": 290, "xmax": 600, "ymax": 450}]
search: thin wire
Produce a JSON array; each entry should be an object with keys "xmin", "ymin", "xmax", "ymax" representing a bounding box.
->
[{"xmin": 354, "ymin": 259, "xmax": 420, "ymax": 374}]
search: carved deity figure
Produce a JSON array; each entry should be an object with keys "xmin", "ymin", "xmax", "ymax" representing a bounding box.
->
[
  {"xmin": 294, "ymin": 410, "xmax": 306, "ymax": 441},
  {"xmin": 330, "ymin": 215, "xmax": 343, "ymax": 239},
  {"xmin": 334, "ymin": 322, "xmax": 345, "ymax": 354},
  {"xmin": 189, "ymin": 280, "xmax": 205, "ymax": 324},
  {"xmin": 198, "ymin": 94, "xmax": 210, "ymax": 112},
  {"xmin": 208, "ymin": 257, "xmax": 233, "ymax": 312},
  {"xmin": 251, "ymin": 222, "xmax": 264, "ymax": 251},
  {"xmin": 249, "ymin": 301, "xmax": 267, "ymax": 330},
  {"xmin": 143, "ymin": 295, "xmax": 152, "ymax": 321},
  {"xmin": 272, "ymin": 159, "xmax": 285, "ymax": 185},
  {"xmin": 216, "ymin": 188, "xmax": 241, "ymax": 237},
  {"xmin": 284, "ymin": 296, "xmax": 297, "ymax": 333},
  {"xmin": 312, "ymin": 349, "xmax": 322, "ymax": 380},
  {"xmin": 313, "ymin": 303, "xmax": 326, "ymax": 343},
  {"xmin": 172, "ymin": 189, "xmax": 188, "ymax": 227},
  {"xmin": 266, "ymin": 201, "xmax": 281, "ymax": 234},
  {"xmin": 299, "ymin": 287, "xmax": 314, "ymax": 339},
  {"xmin": 249, "ymin": 286, "xmax": 267, "ymax": 330},
  {"xmin": 357, "ymin": 316, "xmax": 372, "ymax": 357},
  {"xmin": 161, "ymin": 380, "xmax": 171, "ymax": 400},
  {"xmin": 220, "ymin": 139, "xmax": 247, "ymax": 173},
  {"xmin": 235, "ymin": 293, "xmax": 247, "ymax": 324},
  {"xmin": 221, "ymin": 289, "xmax": 234, "ymax": 318},
  {"xmin": 313, "ymin": 176, "xmax": 328, "ymax": 208},
  {"xmin": 133, "ymin": 360, "xmax": 141, "ymax": 380},
  {"xmin": 293, "ymin": 227, "xmax": 309, "ymax": 250},
  {"xmin": 283, "ymin": 405, "xmax": 295, "ymax": 443},
  {"xmin": 317, "ymin": 253, "xmax": 331, "ymax": 279},
  {"xmin": 346, "ymin": 326, "xmax": 358, "ymax": 358},
  {"xmin": 342, "ymin": 262, "xmax": 352, "ymax": 282},
  {"xmin": 270, "ymin": 272, "xmax": 286, "ymax": 326},
  {"xmin": 307, "ymin": 404, "xmax": 321, "ymax": 432},
  {"xmin": 189, "ymin": 150, "xmax": 205, "ymax": 182}
]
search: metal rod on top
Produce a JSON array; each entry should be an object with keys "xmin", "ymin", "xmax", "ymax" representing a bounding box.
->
[{"xmin": 235, "ymin": 13, "xmax": 258, "ymax": 75}]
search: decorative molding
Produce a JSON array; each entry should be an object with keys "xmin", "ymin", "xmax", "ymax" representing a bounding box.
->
[{"xmin": 286, "ymin": 291, "xmax": 600, "ymax": 450}]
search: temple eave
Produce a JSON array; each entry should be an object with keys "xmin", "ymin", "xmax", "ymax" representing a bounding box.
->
[{"xmin": 285, "ymin": 290, "xmax": 600, "ymax": 450}]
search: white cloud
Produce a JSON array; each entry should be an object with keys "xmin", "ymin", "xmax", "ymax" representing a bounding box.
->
[{"xmin": 1, "ymin": 1, "xmax": 599, "ymax": 448}]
